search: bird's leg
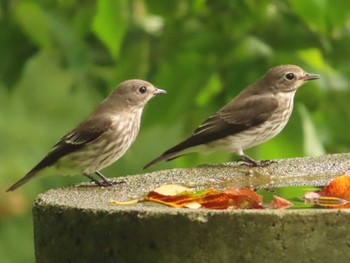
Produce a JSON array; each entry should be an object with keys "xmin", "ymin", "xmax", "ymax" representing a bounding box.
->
[
  {"xmin": 94, "ymin": 171, "xmax": 113, "ymax": 186},
  {"xmin": 239, "ymin": 153, "xmax": 259, "ymax": 167},
  {"xmin": 239, "ymin": 153, "xmax": 275, "ymax": 167},
  {"xmin": 83, "ymin": 173, "xmax": 105, "ymax": 186}
]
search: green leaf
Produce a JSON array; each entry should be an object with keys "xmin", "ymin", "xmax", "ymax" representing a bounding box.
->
[
  {"xmin": 298, "ymin": 48, "xmax": 349, "ymax": 91},
  {"xmin": 298, "ymin": 104, "xmax": 325, "ymax": 156},
  {"xmin": 92, "ymin": 0, "xmax": 128, "ymax": 59},
  {"xmin": 14, "ymin": 2, "xmax": 52, "ymax": 48},
  {"xmin": 297, "ymin": 48, "xmax": 329, "ymax": 70},
  {"xmin": 288, "ymin": 0, "xmax": 328, "ymax": 34},
  {"xmin": 195, "ymin": 73, "xmax": 222, "ymax": 107}
]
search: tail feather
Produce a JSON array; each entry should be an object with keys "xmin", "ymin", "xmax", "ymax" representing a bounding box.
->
[
  {"xmin": 144, "ymin": 128, "xmax": 217, "ymax": 169},
  {"xmin": 6, "ymin": 170, "xmax": 39, "ymax": 192},
  {"xmin": 143, "ymin": 140, "xmax": 194, "ymax": 169},
  {"xmin": 143, "ymin": 152, "xmax": 181, "ymax": 170}
]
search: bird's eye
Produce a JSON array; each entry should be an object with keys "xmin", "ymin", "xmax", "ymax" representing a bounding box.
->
[
  {"xmin": 285, "ymin": 73, "xmax": 295, "ymax": 80},
  {"xmin": 138, "ymin": 86, "xmax": 147, "ymax": 94}
]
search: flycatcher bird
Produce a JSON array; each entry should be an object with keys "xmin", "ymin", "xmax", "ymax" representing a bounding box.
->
[
  {"xmin": 144, "ymin": 65, "xmax": 319, "ymax": 169},
  {"xmin": 7, "ymin": 79, "xmax": 166, "ymax": 192}
]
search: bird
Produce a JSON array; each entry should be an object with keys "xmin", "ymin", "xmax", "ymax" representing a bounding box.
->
[
  {"xmin": 6, "ymin": 79, "xmax": 166, "ymax": 192},
  {"xmin": 144, "ymin": 64, "xmax": 319, "ymax": 169}
]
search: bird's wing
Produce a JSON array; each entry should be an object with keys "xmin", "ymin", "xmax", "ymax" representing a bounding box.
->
[
  {"xmin": 181, "ymin": 94, "xmax": 279, "ymax": 148},
  {"xmin": 6, "ymin": 116, "xmax": 113, "ymax": 192},
  {"xmin": 38, "ymin": 115, "xmax": 113, "ymax": 168},
  {"xmin": 144, "ymin": 94, "xmax": 279, "ymax": 169},
  {"xmin": 216, "ymin": 93, "xmax": 279, "ymax": 126},
  {"xmin": 63, "ymin": 116, "xmax": 114, "ymax": 145}
]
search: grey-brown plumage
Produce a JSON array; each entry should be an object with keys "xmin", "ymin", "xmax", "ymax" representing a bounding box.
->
[
  {"xmin": 144, "ymin": 65, "xmax": 319, "ymax": 169},
  {"xmin": 7, "ymin": 79, "xmax": 166, "ymax": 192}
]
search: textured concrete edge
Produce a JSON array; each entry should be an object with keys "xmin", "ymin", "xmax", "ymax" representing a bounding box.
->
[
  {"xmin": 30, "ymin": 153, "xmax": 350, "ymax": 211},
  {"xmin": 33, "ymin": 199, "xmax": 350, "ymax": 263},
  {"xmin": 33, "ymin": 196, "xmax": 350, "ymax": 217},
  {"xmin": 32, "ymin": 153, "xmax": 350, "ymax": 262}
]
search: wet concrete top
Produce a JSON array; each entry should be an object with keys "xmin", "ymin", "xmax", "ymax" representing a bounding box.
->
[{"xmin": 35, "ymin": 153, "xmax": 350, "ymax": 212}]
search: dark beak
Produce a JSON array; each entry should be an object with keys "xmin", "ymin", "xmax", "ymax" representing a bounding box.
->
[
  {"xmin": 302, "ymin": 72, "xmax": 320, "ymax": 81},
  {"xmin": 153, "ymin": 88, "xmax": 167, "ymax": 95}
]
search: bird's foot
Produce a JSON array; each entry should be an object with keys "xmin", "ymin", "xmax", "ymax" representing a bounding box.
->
[
  {"xmin": 257, "ymin": 159, "xmax": 277, "ymax": 167},
  {"xmin": 238, "ymin": 153, "xmax": 276, "ymax": 167},
  {"xmin": 239, "ymin": 154, "xmax": 259, "ymax": 167},
  {"xmin": 94, "ymin": 179, "xmax": 113, "ymax": 187},
  {"xmin": 92, "ymin": 171, "xmax": 124, "ymax": 187},
  {"xmin": 242, "ymin": 159, "xmax": 276, "ymax": 167},
  {"xmin": 83, "ymin": 172, "xmax": 124, "ymax": 187},
  {"xmin": 94, "ymin": 178, "xmax": 126, "ymax": 187}
]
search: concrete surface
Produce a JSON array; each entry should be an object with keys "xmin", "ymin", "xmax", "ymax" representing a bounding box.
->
[{"xmin": 33, "ymin": 153, "xmax": 350, "ymax": 263}]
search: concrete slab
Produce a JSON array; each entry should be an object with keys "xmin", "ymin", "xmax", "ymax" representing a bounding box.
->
[{"xmin": 33, "ymin": 153, "xmax": 350, "ymax": 262}]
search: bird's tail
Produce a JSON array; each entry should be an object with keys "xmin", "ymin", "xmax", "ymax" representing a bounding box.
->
[
  {"xmin": 143, "ymin": 139, "xmax": 196, "ymax": 169},
  {"xmin": 6, "ymin": 170, "xmax": 38, "ymax": 192},
  {"xmin": 143, "ymin": 151, "xmax": 181, "ymax": 170},
  {"xmin": 144, "ymin": 130, "xmax": 209, "ymax": 170}
]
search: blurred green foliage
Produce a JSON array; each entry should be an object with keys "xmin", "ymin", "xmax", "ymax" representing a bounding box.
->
[{"xmin": 1, "ymin": 0, "xmax": 350, "ymax": 262}]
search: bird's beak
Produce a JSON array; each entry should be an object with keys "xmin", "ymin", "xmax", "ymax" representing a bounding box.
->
[
  {"xmin": 153, "ymin": 88, "xmax": 167, "ymax": 95},
  {"xmin": 302, "ymin": 72, "xmax": 320, "ymax": 81}
]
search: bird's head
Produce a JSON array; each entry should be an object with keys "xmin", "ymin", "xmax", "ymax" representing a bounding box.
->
[
  {"xmin": 261, "ymin": 65, "xmax": 319, "ymax": 93},
  {"xmin": 109, "ymin": 79, "xmax": 166, "ymax": 108}
]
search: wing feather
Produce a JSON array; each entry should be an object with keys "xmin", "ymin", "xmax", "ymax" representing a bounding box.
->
[
  {"xmin": 31, "ymin": 115, "xmax": 113, "ymax": 172},
  {"xmin": 144, "ymin": 94, "xmax": 279, "ymax": 169}
]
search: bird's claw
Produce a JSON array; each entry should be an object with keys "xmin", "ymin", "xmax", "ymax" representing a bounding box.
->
[
  {"xmin": 241, "ymin": 159, "xmax": 276, "ymax": 167},
  {"xmin": 253, "ymin": 160, "xmax": 276, "ymax": 167},
  {"xmin": 95, "ymin": 179, "xmax": 125, "ymax": 187},
  {"xmin": 258, "ymin": 160, "xmax": 277, "ymax": 167},
  {"xmin": 95, "ymin": 180, "xmax": 113, "ymax": 187}
]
